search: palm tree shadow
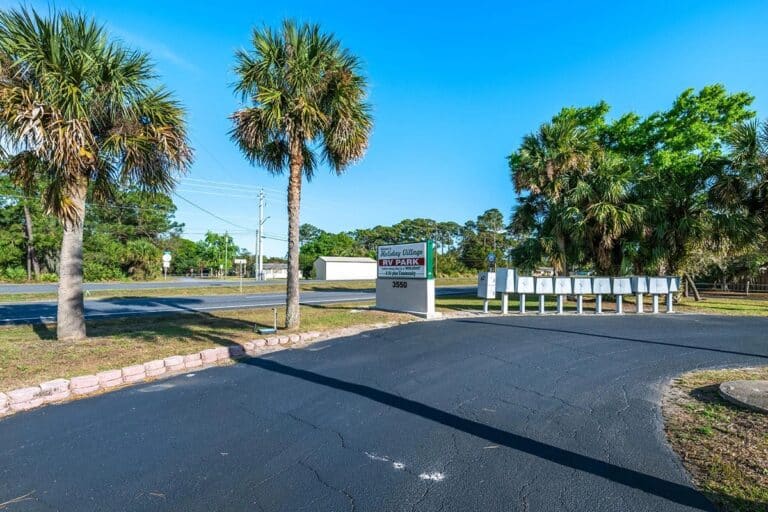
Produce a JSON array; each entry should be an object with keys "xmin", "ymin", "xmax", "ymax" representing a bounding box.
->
[{"xmin": 242, "ymin": 356, "xmax": 722, "ymax": 510}]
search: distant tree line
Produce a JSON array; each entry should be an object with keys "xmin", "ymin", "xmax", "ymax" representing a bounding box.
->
[
  {"xmin": 0, "ymin": 175, "xmax": 259, "ymax": 281},
  {"xmin": 298, "ymin": 208, "xmax": 514, "ymax": 278}
]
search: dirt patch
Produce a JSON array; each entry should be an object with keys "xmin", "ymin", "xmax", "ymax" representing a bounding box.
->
[{"xmin": 662, "ymin": 367, "xmax": 768, "ymax": 511}]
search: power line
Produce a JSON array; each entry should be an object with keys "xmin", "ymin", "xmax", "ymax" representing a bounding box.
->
[{"xmin": 172, "ymin": 191, "xmax": 252, "ymax": 231}]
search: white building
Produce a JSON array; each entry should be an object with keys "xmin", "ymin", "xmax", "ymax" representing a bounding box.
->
[
  {"xmin": 313, "ymin": 256, "xmax": 377, "ymax": 281},
  {"xmin": 263, "ymin": 263, "xmax": 288, "ymax": 280}
]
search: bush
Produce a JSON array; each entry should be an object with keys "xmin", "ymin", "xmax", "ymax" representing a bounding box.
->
[
  {"xmin": 83, "ymin": 262, "xmax": 124, "ymax": 281},
  {"xmin": 39, "ymin": 273, "xmax": 58, "ymax": 282},
  {"xmin": 2, "ymin": 266, "xmax": 28, "ymax": 282}
]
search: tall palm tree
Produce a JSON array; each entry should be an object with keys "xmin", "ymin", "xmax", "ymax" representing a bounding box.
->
[
  {"xmin": 509, "ymin": 114, "xmax": 593, "ymax": 274},
  {"xmin": 569, "ymin": 152, "xmax": 644, "ymax": 274},
  {"xmin": 0, "ymin": 9, "xmax": 192, "ymax": 340},
  {"xmin": 231, "ymin": 20, "xmax": 372, "ymax": 328}
]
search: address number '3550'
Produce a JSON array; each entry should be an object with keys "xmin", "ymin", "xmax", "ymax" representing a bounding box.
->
[{"xmin": 391, "ymin": 281, "xmax": 408, "ymax": 288}]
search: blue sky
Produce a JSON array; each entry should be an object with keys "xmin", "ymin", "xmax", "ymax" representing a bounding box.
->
[{"xmin": 7, "ymin": 0, "xmax": 768, "ymax": 256}]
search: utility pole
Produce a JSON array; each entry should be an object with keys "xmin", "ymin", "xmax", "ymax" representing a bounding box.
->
[
  {"xmin": 224, "ymin": 230, "xmax": 228, "ymax": 278},
  {"xmin": 256, "ymin": 189, "xmax": 265, "ymax": 281}
]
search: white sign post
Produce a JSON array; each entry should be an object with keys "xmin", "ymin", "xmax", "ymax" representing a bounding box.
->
[
  {"xmin": 234, "ymin": 258, "xmax": 247, "ymax": 292},
  {"xmin": 162, "ymin": 252, "xmax": 172, "ymax": 280},
  {"xmin": 375, "ymin": 241, "xmax": 438, "ymax": 318}
]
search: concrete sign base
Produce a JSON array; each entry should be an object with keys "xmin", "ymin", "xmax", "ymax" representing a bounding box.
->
[{"xmin": 376, "ymin": 278, "xmax": 439, "ymax": 319}]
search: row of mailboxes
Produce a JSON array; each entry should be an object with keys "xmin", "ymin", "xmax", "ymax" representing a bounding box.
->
[{"xmin": 478, "ymin": 270, "xmax": 681, "ymax": 314}]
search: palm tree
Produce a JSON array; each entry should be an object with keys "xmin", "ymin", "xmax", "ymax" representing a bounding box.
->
[
  {"xmin": 230, "ymin": 20, "xmax": 372, "ymax": 328},
  {"xmin": 509, "ymin": 114, "xmax": 594, "ymax": 274},
  {"xmin": 569, "ymin": 152, "xmax": 644, "ymax": 274},
  {"xmin": 0, "ymin": 9, "xmax": 192, "ymax": 340}
]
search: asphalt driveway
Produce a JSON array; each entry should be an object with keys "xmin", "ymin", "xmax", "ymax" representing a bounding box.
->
[{"xmin": 1, "ymin": 314, "xmax": 767, "ymax": 511}]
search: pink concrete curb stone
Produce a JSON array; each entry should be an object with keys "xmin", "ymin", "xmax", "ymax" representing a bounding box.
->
[
  {"xmin": 183, "ymin": 354, "xmax": 202, "ymax": 369},
  {"xmin": 39, "ymin": 379, "xmax": 70, "ymax": 403},
  {"xmin": 200, "ymin": 348, "xmax": 219, "ymax": 364},
  {"xmin": 97, "ymin": 370, "xmax": 123, "ymax": 389},
  {"xmin": 70, "ymin": 375, "xmax": 99, "ymax": 395},
  {"xmin": 122, "ymin": 365, "xmax": 146, "ymax": 384},
  {"xmin": 164, "ymin": 355, "xmax": 185, "ymax": 372},
  {"xmin": 144, "ymin": 360, "xmax": 166, "ymax": 377}
]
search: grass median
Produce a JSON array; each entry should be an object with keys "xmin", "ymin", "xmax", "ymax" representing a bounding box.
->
[
  {"xmin": 0, "ymin": 277, "xmax": 476, "ymax": 303},
  {"xmin": 0, "ymin": 301, "xmax": 415, "ymax": 391},
  {"xmin": 663, "ymin": 367, "xmax": 768, "ymax": 511}
]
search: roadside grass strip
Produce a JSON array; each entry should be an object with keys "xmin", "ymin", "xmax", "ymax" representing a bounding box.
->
[{"xmin": 663, "ymin": 367, "xmax": 768, "ymax": 512}]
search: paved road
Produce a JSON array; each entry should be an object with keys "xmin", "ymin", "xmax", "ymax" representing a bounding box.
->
[
  {"xmin": 2, "ymin": 314, "xmax": 767, "ymax": 511},
  {"xmin": 0, "ymin": 278, "xmax": 307, "ymax": 294},
  {"xmin": 0, "ymin": 287, "xmax": 473, "ymax": 324}
]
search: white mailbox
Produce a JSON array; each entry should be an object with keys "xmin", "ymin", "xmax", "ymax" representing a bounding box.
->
[
  {"xmin": 612, "ymin": 277, "xmax": 632, "ymax": 295},
  {"xmin": 516, "ymin": 276, "xmax": 535, "ymax": 294},
  {"xmin": 667, "ymin": 276, "xmax": 680, "ymax": 292},
  {"xmin": 554, "ymin": 277, "xmax": 572, "ymax": 295},
  {"xmin": 535, "ymin": 277, "xmax": 554, "ymax": 295},
  {"xmin": 495, "ymin": 268, "xmax": 516, "ymax": 293},
  {"xmin": 593, "ymin": 277, "xmax": 612, "ymax": 294},
  {"xmin": 573, "ymin": 277, "xmax": 592, "ymax": 295},
  {"xmin": 648, "ymin": 277, "xmax": 669, "ymax": 294},
  {"xmin": 630, "ymin": 276, "xmax": 648, "ymax": 293},
  {"xmin": 477, "ymin": 272, "xmax": 496, "ymax": 299}
]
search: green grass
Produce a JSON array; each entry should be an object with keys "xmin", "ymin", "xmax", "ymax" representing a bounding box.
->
[
  {"xmin": 664, "ymin": 367, "xmax": 768, "ymax": 511},
  {"xmin": 0, "ymin": 277, "xmax": 476, "ymax": 303},
  {"xmin": 678, "ymin": 296, "xmax": 768, "ymax": 316},
  {"xmin": 0, "ymin": 301, "xmax": 413, "ymax": 390}
]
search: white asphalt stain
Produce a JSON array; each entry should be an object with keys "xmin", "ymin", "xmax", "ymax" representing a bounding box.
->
[
  {"xmin": 418, "ymin": 472, "xmax": 446, "ymax": 482},
  {"xmin": 392, "ymin": 462, "xmax": 405, "ymax": 470}
]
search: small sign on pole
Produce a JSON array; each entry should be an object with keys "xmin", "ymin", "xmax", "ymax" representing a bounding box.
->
[
  {"xmin": 161, "ymin": 251, "xmax": 172, "ymax": 280},
  {"xmin": 234, "ymin": 258, "xmax": 247, "ymax": 292}
]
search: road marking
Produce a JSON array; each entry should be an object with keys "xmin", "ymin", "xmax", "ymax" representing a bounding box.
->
[{"xmin": 418, "ymin": 472, "xmax": 446, "ymax": 482}]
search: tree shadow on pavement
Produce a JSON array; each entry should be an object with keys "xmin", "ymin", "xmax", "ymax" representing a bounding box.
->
[
  {"xmin": 242, "ymin": 356, "xmax": 722, "ymax": 511},
  {"xmin": 454, "ymin": 319, "xmax": 768, "ymax": 361}
]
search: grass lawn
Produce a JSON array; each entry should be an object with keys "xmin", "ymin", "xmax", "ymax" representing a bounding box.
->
[
  {"xmin": 0, "ymin": 280, "xmax": 377, "ymax": 303},
  {"xmin": 663, "ymin": 367, "xmax": 768, "ymax": 512},
  {"xmin": 0, "ymin": 277, "xmax": 475, "ymax": 303},
  {"xmin": 0, "ymin": 301, "xmax": 414, "ymax": 391},
  {"xmin": 437, "ymin": 292, "xmax": 768, "ymax": 317}
]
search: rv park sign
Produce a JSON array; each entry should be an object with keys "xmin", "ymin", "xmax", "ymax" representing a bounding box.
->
[
  {"xmin": 377, "ymin": 241, "xmax": 434, "ymax": 279},
  {"xmin": 375, "ymin": 240, "xmax": 437, "ymax": 318}
]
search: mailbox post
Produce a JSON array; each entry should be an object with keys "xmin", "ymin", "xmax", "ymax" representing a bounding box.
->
[
  {"xmin": 496, "ymin": 268, "xmax": 515, "ymax": 315},
  {"xmin": 477, "ymin": 272, "xmax": 496, "ymax": 313},
  {"xmin": 553, "ymin": 277, "xmax": 572, "ymax": 314},
  {"xmin": 573, "ymin": 277, "xmax": 592, "ymax": 314},
  {"xmin": 667, "ymin": 277, "xmax": 680, "ymax": 313},
  {"xmin": 516, "ymin": 276, "xmax": 534, "ymax": 314},
  {"xmin": 592, "ymin": 277, "xmax": 611, "ymax": 314},
  {"xmin": 612, "ymin": 277, "xmax": 632, "ymax": 314},
  {"xmin": 535, "ymin": 277, "xmax": 554, "ymax": 314},
  {"xmin": 630, "ymin": 277, "xmax": 649, "ymax": 314},
  {"xmin": 648, "ymin": 277, "xmax": 669, "ymax": 314}
]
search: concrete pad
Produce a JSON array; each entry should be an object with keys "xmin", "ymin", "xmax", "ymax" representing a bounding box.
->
[{"xmin": 719, "ymin": 380, "xmax": 768, "ymax": 414}]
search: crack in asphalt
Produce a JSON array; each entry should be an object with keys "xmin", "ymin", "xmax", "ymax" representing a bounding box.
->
[{"xmin": 298, "ymin": 459, "xmax": 356, "ymax": 512}]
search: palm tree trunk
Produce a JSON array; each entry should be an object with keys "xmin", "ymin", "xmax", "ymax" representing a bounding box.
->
[
  {"xmin": 56, "ymin": 181, "xmax": 88, "ymax": 341},
  {"xmin": 285, "ymin": 140, "xmax": 304, "ymax": 329},
  {"xmin": 556, "ymin": 234, "xmax": 567, "ymax": 276},
  {"xmin": 683, "ymin": 273, "xmax": 702, "ymax": 302},
  {"xmin": 22, "ymin": 204, "xmax": 41, "ymax": 280}
]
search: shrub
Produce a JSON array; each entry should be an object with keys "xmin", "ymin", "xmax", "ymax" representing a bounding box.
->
[
  {"xmin": 39, "ymin": 273, "xmax": 58, "ymax": 282},
  {"xmin": 2, "ymin": 266, "xmax": 28, "ymax": 281},
  {"xmin": 83, "ymin": 262, "xmax": 124, "ymax": 281}
]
